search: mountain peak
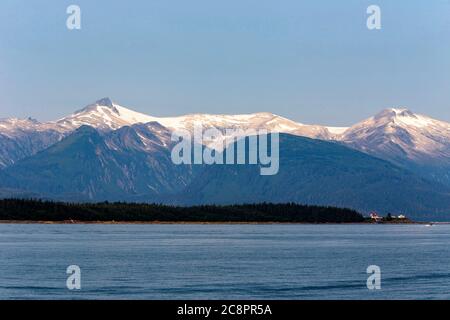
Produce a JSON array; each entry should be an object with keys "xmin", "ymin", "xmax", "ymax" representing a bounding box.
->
[
  {"xmin": 375, "ymin": 107, "xmax": 415, "ymax": 119},
  {"xmin": 94, "ymin": 97, "xmax": 115, "ymax": 107},
  {"xmin": 57, "ymin": 98, "xmax": 159, "ymax": 131},
  {"xmin": 70, "ymin": 97, "xmax": 118, "ymax": 116},
  {"xmin": 368, "ymin": 108, "xmax": 442, "ymax": 130}
]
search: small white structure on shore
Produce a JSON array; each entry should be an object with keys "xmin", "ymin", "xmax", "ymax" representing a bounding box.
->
[
  {"xmin": 398, "ymin": 214, "xmax": 406, "ymax": 219},
  {"xmin": 369, "ymin": 212, "xmax": 382, "ymax": 222}
]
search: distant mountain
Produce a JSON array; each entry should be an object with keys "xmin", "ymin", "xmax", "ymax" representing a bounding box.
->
[
  {"xmin": 3, "ymin": 129, "xmax": 450, "ymax": 220},
  {"xmin": 56, "ymin": 97, "xmax": 332, "ymax": 138},
  {"xmin": 178, "ymin": 134, "xmax": 450, "ymax": 221},
  {"xmin": 0, "ymin": 118, "xmax": 65, "ymax": 168},
  {"xmin": 3, "ymin": 98, "xmax": 450, "ymax": 179},
  {"xmin": 2, "ymin": 98, "xmax": 450, "ymax": 220},
  {"xmin": 0, "ymin": 98, "xmax": 334, "ymax": 168},
  {"xmin": 339, "ymin": 108, "xmax": 450, "ymax": 186},
  {"xmin": 2, "ymin": 124, "xmax": 193, "ymax": 201}
]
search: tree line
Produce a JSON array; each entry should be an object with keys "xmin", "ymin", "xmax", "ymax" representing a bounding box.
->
[{"xmin": 0, "ymin": 199, "xmax": 365, "ymax": 223}]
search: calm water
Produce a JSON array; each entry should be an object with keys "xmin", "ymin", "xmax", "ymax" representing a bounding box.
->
[{"xmin": 0, "ymin": 223, "xmax": 450, "ymax": 300}]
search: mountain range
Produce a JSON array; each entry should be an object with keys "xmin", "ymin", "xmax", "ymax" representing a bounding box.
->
[{"xmin": 1, "ymin": 98, "xmax": 450, "ymax": 220}]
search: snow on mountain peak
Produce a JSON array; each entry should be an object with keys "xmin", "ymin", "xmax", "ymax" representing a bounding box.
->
[
  {"xmin": 340, "ymin": 107, "xmax": 450, "ymax": 164},
  {"xmin": 56, "ymin": 98, "xmax": 158, "ymax": 131},
  {"xmin": 0, "ymin": 117, "xmax": 61, "ymax": 138},
  {"xmin": 375, "ymin": 107, "xmax": 413, "ymax": 119},
  {"xmin": 389, "ymin": 107, "xmax": 410, "ymax": 114},
  {"xmin": 3, "ymin": 98, "xmax": 450, "ymax": 171},
  {"xmin": 52, "ymin": 98, "xmax": 331, "ymax": 140},
  {"xmin": 372, "ymin": 107, "xmax": 436, "ymax": 128}
]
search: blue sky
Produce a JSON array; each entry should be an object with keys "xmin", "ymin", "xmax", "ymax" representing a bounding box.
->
[{"xmin": 0, "ymin": 0, "xmax": 449, "ymax": 125}]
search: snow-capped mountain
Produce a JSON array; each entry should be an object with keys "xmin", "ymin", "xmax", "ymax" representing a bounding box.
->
[
  {"xmin": 0, "ymin": 117, "xmax": 63, "ymax": 137},
  {"xmin": 2, "ymin": 98, "xmax": 450, "ymax": 185},
  {"xmin": 338, "ymin": 108, "xmax": 450, "ymax": 185},
  {"xmin": 2, "ymin": 98, "xmax": 450, "ymax": 218},
  {"xmin": 0, "ymin": 97, "xmax": 339, "ymax": 143},
  {"xmin": 56, "ymin": 98, "xmax": 159, "ymax": 131},
  {"xmin": 339, "ymin": 108, "xmax": 450, "ymax": 164},
  {"xmin": 53, "ymin": 97, "xmax": 334, "ymax": 151},
  {"xmin": 0, "ymin": 117, "xmax": 65, "ymax": 168},
  {"xmin": 0, "ymin": 97, "xmax": 334, "ymax": 168},
  {"xmin": 56, "ymin": 99, "xmax": 449, "ymax": 166},
  {"xmin": 56, "ymin": 97, "xmax": 333, "ymax": 139}
]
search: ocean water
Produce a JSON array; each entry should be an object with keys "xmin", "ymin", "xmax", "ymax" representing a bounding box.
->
[{"xmin": 0, "ymin": 223, "xmax": 449, "ymax": 300}]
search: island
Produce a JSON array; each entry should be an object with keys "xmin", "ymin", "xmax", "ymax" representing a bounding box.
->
[{"xmin": 0, "ymin": 199, "xmax": 413, "ymax": 224}]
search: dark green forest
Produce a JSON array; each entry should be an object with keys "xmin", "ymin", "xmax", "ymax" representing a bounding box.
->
[{"xmin": 0, "ymin": 199, "xmax": 365, "ymax": 223}]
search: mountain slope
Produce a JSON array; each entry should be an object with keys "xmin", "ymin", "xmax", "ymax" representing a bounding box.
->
[
  {"xmin": 2, "ymin": 127, "xmax": 450, "ymax": 220},
  {"xmin": 340, "ymin": 108, "xmax": 450, "ymax": 185},
  {"xmin": 2, "ymin": 98, "xmax": 450, "ymax": 220},
  {"xmin": 3, "ymin": 99, "xmax": 450, "ymax": 177},
  {"xmin": 0, "ymin": 118, "xmax": 65, "ymax": 168},
  {"xmin": 178, "ymin": 134, "xmax": 450, "ymax": 221},
  {"xmin": 2, "ymin": 125, "xmax": 193, "ymax": 201}
]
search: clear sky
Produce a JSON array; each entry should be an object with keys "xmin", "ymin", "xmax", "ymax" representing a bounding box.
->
[{"xmin": 0, "ymin": 0, "xmax": 449, "ymax": 126}]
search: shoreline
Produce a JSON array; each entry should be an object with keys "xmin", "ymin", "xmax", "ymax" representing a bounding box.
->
[
  {"xmin": 2, "ymin": 200, "xmax": 425, "ymax": 225},
  {"xmin": 0, "ymin": 220, "xmax": 425, "ymax": 225}
]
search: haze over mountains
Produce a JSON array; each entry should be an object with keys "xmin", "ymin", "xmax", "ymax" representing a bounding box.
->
[{"xmin": 1, "ymin": 98, "xmax": 450, "ymax": 220}]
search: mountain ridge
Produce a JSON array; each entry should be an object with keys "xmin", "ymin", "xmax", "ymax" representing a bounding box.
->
[
  {"xmin": 2, "ymin": 98, "xmax": 450, "ymax": 220},
  {"xmin": 175, "ymin": 134, "xmax": 450, "ymax": 220},
  {"xmin": 3, "ymin": 129, "xmax": 449, "ymax": 220}
]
